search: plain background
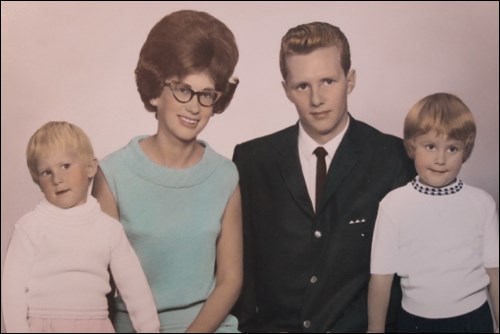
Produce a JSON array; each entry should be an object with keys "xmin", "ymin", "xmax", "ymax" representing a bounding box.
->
[{"xmin": 1, "ymin": 1, "xmax": 498, "ymax": 331}]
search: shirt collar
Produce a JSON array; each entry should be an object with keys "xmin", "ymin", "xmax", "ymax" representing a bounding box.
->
[
  {"xmin": 411, "ymin": 177, "xmax": 464, "ymax": 196},
  {"xmin": 298, "ymin": 117, "xmax": 350, "ymax": 161}
]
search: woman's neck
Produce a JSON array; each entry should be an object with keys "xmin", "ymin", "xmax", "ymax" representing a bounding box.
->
[{"xmin": 140, "ymin": 134, "xmax": 204, "ymax": 168}]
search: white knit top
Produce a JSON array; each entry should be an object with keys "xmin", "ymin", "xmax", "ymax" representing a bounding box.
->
[
  {"xmin": 2, "ymin": 197, "xmax": 160, "ymax": 332},
  {"xmin": 371, "ymin": 179, "xmax": 499, "ymax": 318}
]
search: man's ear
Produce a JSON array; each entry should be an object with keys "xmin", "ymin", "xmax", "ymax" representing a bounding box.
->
[
  {"xmin": 347, "ymin": 69, "xmax": 356, "ymax": 94},
  {"xmin": 282, "ymin": 81, "xmax": 293, "ymax": 103}
]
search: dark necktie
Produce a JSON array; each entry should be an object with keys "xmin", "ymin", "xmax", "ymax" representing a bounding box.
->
[{"xmin": 313, "ymin": 146, "xmax": 328, "ymax": 211}]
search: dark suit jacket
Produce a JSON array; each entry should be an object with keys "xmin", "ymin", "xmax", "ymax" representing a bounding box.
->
[{"xmin": 232, "ymin": 116, "xmax": 416, "ymax": 333}]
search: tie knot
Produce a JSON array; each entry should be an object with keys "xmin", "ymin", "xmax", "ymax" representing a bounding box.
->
[{"xmin": 313, "ymin": 146, "xmax": 327, "ymax": 159}]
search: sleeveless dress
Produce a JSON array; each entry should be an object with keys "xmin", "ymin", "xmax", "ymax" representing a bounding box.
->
[{"xmin": 99, "ymin": 136, "xmax": 239, "ymax": 333}]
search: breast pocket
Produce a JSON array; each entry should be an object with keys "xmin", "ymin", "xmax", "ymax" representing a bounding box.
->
[{"xmin": 334, "ymin": 219, "xmax": 375, "ymax": 255}]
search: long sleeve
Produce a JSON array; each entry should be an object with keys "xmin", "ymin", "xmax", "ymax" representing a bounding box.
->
[
  {"xmin": 110, "ymin": 227, "xmax": 160, "ymax": 333},
  {"xmin": 2, "ymin": 225, "xmax": 35, "ymax": 333}
]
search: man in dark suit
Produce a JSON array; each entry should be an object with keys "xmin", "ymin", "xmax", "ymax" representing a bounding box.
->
[{"xmin": 232, "ymin": 22, "xmax": 415, "ymax": 333}]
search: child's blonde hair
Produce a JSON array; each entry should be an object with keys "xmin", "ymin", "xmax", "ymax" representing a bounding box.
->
[
  {"xmin": 26, "ymin": 121, "xmax": 95, "ymax": 184},
  {"xmin": 404, "ymin": 93, "xmax": 476, "ymax": 162}
]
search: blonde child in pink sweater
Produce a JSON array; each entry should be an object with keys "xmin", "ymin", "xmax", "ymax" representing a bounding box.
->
[{"xmin": 2, "ymin": 121, "xmax": 160, "ymax": 333}]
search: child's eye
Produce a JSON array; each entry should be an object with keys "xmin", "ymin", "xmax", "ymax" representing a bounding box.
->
[
  {"xmin": 448, "ymin": 146, "xmax": 460, "ymax": 153},
  {"xmin": 40, "ymin": 170, "xmax": 52, "ymax": 177},
  {"xmin": 425, "ymin": 144, "xmax": 436, "ymax": 151},
  {"xmin": 61, "ymin": 163, "xmax": 71, "ymax": 170}
]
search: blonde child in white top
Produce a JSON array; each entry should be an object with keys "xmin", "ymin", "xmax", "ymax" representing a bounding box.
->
[
  {"xmin": 367, "ymin": 93, "xmax": 499, "ymax": 333},
  {"xmin": 2, "ymin": 121, "xmax": 160, "ymax": 333}
]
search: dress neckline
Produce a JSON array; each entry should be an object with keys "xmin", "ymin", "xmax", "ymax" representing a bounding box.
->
[{"xmin": 123, "ymin": 136, "xmax": 218, "ymax": 188}]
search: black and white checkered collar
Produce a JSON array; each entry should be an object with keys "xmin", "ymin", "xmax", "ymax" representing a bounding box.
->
[{"xmin": 411, "ymin": 177, "xmax": 463, "ymax": 196}]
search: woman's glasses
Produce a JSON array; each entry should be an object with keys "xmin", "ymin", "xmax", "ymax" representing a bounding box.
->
[{"xmin": 164, "ymin": 82, "xmax": 222, "ymax": 107}]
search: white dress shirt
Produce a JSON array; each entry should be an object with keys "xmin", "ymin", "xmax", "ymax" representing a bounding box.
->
[{"xmin": 298, "ymin": 118, "xmax": 349, "ymax": 212}]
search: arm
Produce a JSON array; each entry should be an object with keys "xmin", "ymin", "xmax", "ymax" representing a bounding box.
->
[
  {"xmin": 231, "ymin": 145, "xmax": 258, "ymax": 331},
  {"xmin": 389, "ymin": 138, "xmax": 416, "ymax": 190},
  {"xmin": 367, "ymin": 274, "xmax": 394, "ymax": 333},
  {"xmin": 185, "ymin": 185, "xmax": 243, "ymax": 333},
  {"xmin": 92, "ymin": 167, "xmax": 120, "ymax": 319},
  {"xmin": 369, "ymin": 200, "xmax": 401, "ymax": 333},
  {"xmin": 483, "ymin": 202, "xmax": 499, "ymax": 332},
  {"xmin": 92, "ymin": 167, "xmax": 119, "ymax": 220},
  {"xmin": 1, "ymin": 227, "xmax": 35, "ymax": 333},
  {"xmin": 486, "ymin": 267, "xmax": 499, "ymax": 332},
  {"xmin": 110, "ymin": 226, "xmax": 160, "ymax": 333}
]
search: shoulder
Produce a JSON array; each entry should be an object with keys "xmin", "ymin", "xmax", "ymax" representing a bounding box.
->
[
  {"xmin": 205, "ymin": 145, "xmax": 239, "ymax": 183},
  {"xmin": 235, "ymin": 125, "xmax": 296, "ymax": 151},
  {"xmin": 12, "ymin": 205, "xmax": 47, "ymax": 243},
  {"xmin": 92, "ymin": 210, "xmax": 130, "ymax": 248},
  {"xmin": 92, "ymin": 209, "xmax": 129, "ymax": 246},
  {"xmin": 463, "ymin": 183, "xmax": 495, "ymax": 199},
  {"xmin": 94, "ymin": 207, "xmax": 124, "ymax": 229},
  {"xmin": 98, "ymin": 137, "xmax": 145, "ymax": 186},
  {"xmin": 234, "ymin": 124, "xmax": 297, "ymax": 156},
  {"xmin": 347, "ymin": 118, "xmax": 411, "ymax": 174},
  {"xmin": 461, "ymin": 183, "xmax": 497, "ymax": 210},
  {"xmin": 378, "ymin": 182, "xmax": 416, "ymax": 211},
  {"xmin": 208, "ymin": 145, "xmax": 236, "ymax": 168},
  {"xmin": 100, "ymin": 136, "xmax": 144, "ymax": 168},
  {"xmin": 350, "ymin": 118, "xmax": 404, "ymax": 149},
  {"xmin": 15, "ymin": 208, "xmax": 41, "ymax": 231}
]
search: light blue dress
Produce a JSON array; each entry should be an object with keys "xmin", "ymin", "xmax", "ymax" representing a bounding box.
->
[{"xmin": 99, "ymin": 136, "xmax": 239, "ymax": 333}]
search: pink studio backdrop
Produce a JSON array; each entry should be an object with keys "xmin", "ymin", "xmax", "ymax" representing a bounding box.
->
[{"xmin": 1, "ymin": 2, "xmax": 498, "ymax": 331}]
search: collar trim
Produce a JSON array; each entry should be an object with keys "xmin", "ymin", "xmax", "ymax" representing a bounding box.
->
[{"xmin": 411, "ymin": 177, "xmax": 463, "ymax": 196}]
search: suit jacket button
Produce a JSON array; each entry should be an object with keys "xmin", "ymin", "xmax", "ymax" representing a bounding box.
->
[
  {"xmin": 303, "ymin": 320, "xmax": 311, "ymax": 328},
  {"xmin": 314, "ymin": 230, "xmax": 322, "ymax": 238},
  {"xmin": 310, "ymin": 275, "xmax": 318, "ymax": 283}
]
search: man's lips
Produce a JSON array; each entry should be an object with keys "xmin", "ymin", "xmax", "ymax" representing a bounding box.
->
[{"xmin": 310, "ymin": 110, "xmax": 331, "ymax": 118}]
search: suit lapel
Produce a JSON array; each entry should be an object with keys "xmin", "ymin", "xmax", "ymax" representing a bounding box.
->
[
  {"xmin": 317, "ymin": 118, "xmax": 363, "ymax": 213},
  {"xmin": 276, "ymin": 125, "xmax": 315, "ymax": 218}
]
